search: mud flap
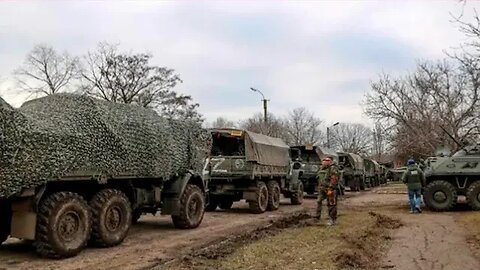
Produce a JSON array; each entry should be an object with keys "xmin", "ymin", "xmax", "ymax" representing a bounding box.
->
[
  {"xmin": 10, "ymin": 197, "xmax": 36, "ymax": 240},
  {"xmin": 161, "ymin": 172, "xmax": 202, "ymax": 215}
]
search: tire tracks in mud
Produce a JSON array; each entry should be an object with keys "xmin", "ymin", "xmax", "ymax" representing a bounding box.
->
[{"xmin": 382, "ymin": 213, "xmax": 480, "ymax": 270}]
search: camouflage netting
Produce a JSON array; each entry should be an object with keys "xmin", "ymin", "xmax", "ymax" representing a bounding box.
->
[{"xmin": 0, "ymin": 94, "xmax": 211, "ymax": 198}]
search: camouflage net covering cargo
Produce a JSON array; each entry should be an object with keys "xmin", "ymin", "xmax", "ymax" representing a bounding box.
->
[{"xmin": 0, "ymin": 94, "xmax": 211, "ymax": 198}]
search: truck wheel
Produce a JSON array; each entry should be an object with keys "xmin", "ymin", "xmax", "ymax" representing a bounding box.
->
[
  {"xmin": 90, "ymin": 189, "xmax": 132, "ymax": 247},
  {"xmin": 205, "ymin": 196, "xmax": 218, "ymax": 212},
  {"xmin": 218, "ymin": 200, "xmax": 234, "ymax": 210},
  {"xmin": 249, "ymin": 181, "xmax": 269, "ymax": 214},
  {"xmin": 35, "ymin": 192, "xmax": 91, "ymax": 258},
  {"xmin": 267, "ymin": 181, "xmax": 281, "ymax": 211},
  {"xmin": 290, "ymin": 182, "xmax": 304, "ymax": 205},
  {"xmin": 0, "ymin": 203, "xmax": 11, "ymax": 244},
  {"xmin": 424, "ymin": 180, "xmax": 457, "ymax": 211},
  {"xmin": 466, "ymin": 181, "xmax": 480, "ymax": 211},
  {"xmin": 172, "ymin": 184, "xmax": 205, "ymax": 229}
]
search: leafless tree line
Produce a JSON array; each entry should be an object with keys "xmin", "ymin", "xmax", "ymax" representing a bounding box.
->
[
  {"xmin": 12, "ymin": 43, "xmax": 201, "ymax": 122},
  {"xmin": 364, "ymin": 11, "xmax": 480, "ymax": 161},
  {"xmin": 209, "ymin": 108, "xmax": 375, "ymax": 155}
]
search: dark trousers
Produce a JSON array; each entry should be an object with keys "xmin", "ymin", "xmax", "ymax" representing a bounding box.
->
[{"xmin": 316, "ymin": 188, "xmax": 337, "ymax": 221}]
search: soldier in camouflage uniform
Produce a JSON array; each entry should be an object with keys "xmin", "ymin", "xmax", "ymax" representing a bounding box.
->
[{"xmin": 316, "ymin": 156, "xmax": 339, "ymax": 226}]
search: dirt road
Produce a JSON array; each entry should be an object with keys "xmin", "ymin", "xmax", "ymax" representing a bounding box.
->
[
  {"xmin": 383, "ymin": 213, "xmax": 480, "ymax": 270},
  {"xmin": 366, "ymin": 185, "xmax": 480, "ymax": 270},
  {"xmin": 1, "ymin": 185, "xmax": 479, "ymax": 270},
  {"xmin": 0, "ymin": 199, "xmax": 318, "ymax": 270}
]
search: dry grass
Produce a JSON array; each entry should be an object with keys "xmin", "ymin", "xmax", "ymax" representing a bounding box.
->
[{"xmin": 165, "ymin": 209, "xmax": 401, "ymax": 270}]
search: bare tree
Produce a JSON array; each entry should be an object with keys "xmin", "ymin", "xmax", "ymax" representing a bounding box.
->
[
  {"xmin": 81, "ymin": 43, "xmax": 202, "ymax": 122},
  {"xmin": 372, "ymin": 122, "xmax": 390, "ymax": 160},
  {"xmin": 283, "ymin": 107, "xmax": 323, "ymax": 146},
  {"xmin": 330, "ymin": 123, "xmax": 372, "ymax": 154},
  {"xmin": 364, "ymin": 59, "xmax": 480, "ymax": 160},
  {"xmin": 240, "ymin": 113, "xmax": 287, "ymax": 140},
  {"xmin": 14, "ymin": 44, "xmax": 80, "ymax": 95},
  {"xmin": 209, "ymin": 117, "xmax": 236, "ymax": 128}
]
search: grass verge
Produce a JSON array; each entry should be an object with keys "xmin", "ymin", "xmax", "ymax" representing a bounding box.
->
[{"xmin": 164, "ymin": 208, "xmax": 401, "ymax": 270}]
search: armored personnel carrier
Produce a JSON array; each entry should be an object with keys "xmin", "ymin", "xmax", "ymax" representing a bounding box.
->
[{"xmin": 424, "ymin": 143, "xmax": 480, "ymax": 211}]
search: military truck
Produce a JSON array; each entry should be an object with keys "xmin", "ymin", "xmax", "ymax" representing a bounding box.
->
[
  {"xmin": 0, "ymin": 94, "xmax": 210, "ymax": 258},
  {"xmin": 205, "ymin": 129, "xmax": 304, "ymax": 214},
  {"xmin": 289, "ymin": 145, "xmax": 339, "ymax": 195},
  {"xmin": 423, "ymin": 142, "xmax": 480, "ymax": 211},
  {"xmin": 338, "ymin": 152, "xmax": 365, "ymax": 191},
  {"xmin": 378, "ymin": 164, "xmax": 388, "ymax": 184},
  {"xmin": 364, "ymin": 158, "xmax": 376, "ymax": 188},
  {"xmin": 372, "ymin": 160, "xmax": 383, "ymax": 186}
]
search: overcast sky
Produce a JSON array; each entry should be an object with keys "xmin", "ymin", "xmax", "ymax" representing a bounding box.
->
[{"xmin": 0, "ymin": 1, "xmax": 477, "ymax": 126}]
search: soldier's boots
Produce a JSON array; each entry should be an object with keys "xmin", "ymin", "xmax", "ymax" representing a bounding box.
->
[{"xmin": 327, "ymin": 219, "xmax": 336, "ymax": 226}]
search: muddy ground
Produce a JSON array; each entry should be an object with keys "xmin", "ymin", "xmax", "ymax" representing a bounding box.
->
[{"xmin": 0, "ymin": 183, "xmax": 479, "ymax": 270}]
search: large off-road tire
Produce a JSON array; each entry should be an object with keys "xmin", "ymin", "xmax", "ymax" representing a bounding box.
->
[
  {"xmin": 360, "ymin": 178, "xmax": 366, "ymax": 191},
  {"xmin": 218, "ymin": 199, "xmax": 234, "ymax": 210},
  {"xmin": 290, "ymin": 182, "xmax": 304, "ymax": 205},
  {"xmin": 205, "ymin": 196, "xmax": 218, "ymax": 212},
  {"xmin": 267, "ymin": 180, "xmax": 281, "ymax": 211},
  {"xmin": 34, "ymin": 192, "xmax": 91, "ymax": 258},
  {"xmin": 90, "ymin": 189, "xmax": 132, "ymax": 247},
  {"xmin": 249, "ymin": 181, "xmax": 269, "ymax": 214},
  {"xmin": 0, "ymin": 203, "xmax": 11, "ymax": 244},
  {"xmin": 424, "ymin": 180, "xmax": 457, "ymax": 212},
  {"xmin": 466, "ymin": 181, "xmax": 480, "ymax": 211},
  {"xmin": 172, "ymin": 184, "xmax": 205, "ymax": 229}
]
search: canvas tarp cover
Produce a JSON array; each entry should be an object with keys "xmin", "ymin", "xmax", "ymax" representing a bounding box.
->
[
  {"xmin": 315, "ymin": 146, "xmax": 338, "ymax": 162},
  {"xmin": 349, "ymin": 153, "xmax": 365, "ymax": 170},
  {"xmin": 245, "ymin": 131, "xmax": 289, "ymax": 167}
]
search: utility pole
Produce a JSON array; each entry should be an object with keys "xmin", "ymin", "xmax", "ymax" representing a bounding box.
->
[
  {"xmin": 250, "ymin": 87, "xmax": 268, "ymax": 123},
  {"xmin": 327, "ymin": 122, "xmax": 340, "ymax": 148}
]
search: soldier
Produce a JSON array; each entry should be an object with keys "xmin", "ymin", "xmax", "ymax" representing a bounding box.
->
[
  {"xmin": 316, "ymin": 156, "xmax": 339, "ymax": 226},
  {"xmin": 401, "ymin": 159, "xmax": 426, "ymax": 214}
]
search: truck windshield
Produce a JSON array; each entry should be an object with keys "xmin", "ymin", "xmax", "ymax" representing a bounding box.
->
[
  {"xmin": 302, "ymin": 151, "xmax": 320, "ymax": 163},
  {"xmin": 211, "ymin": 133, "xmax": 245, "ymax": 156}
]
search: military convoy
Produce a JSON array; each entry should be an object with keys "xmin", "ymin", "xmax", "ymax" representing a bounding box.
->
[
  {"xmin": 288, "ymin": 145, "xmax": 389, "ymax": 194},
  {"xmin": 205, "ymin": 129, "xmax": 304, "ymax": 213},
  {"xmin": 4, "ymin": 92, "xmax": 476, "ymax": 260}
]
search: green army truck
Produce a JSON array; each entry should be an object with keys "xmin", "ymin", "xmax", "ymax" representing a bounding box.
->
[
  {"xmin": 378, "ymin": 164, "xmax": 388, "ymax": 184},
  {"xmin": 338, "ymin": 152, "xmax": 365, "ymax": 191},
  {"xmin": 289, "ymin": 145, "xmax": 339, "ymax": 195},
  {"xmin": 205, "ymin": 129, "xmax": 304, "ymax": 214},
  {"xmin": 364, "ymin": 158, "xmax": 376, "ymax": 188},
  {"xmin": 0, "ymin": 94, "xmax": 210, "ymax": 258}
]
